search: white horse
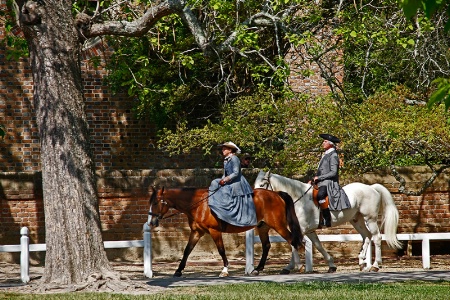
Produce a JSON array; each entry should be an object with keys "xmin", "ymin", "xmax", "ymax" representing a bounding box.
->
[{"xmin": 254, "ymin": 170, "xmax": 403, "ymax": 273}]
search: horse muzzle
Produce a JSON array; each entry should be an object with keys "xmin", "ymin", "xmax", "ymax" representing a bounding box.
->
[{"xmin": 148, "ymin": 212, "xmax": 161, "ymax": 227}]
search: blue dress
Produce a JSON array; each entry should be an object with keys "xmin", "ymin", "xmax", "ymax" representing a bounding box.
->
[{"xmin": 208, "ymin": 155, "xmax": 257, "ymax": 226}]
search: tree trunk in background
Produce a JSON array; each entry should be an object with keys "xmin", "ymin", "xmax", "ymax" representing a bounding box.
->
[{"xmin": 18, "ymin": 0, "xmax": 111, "ymax": 284}]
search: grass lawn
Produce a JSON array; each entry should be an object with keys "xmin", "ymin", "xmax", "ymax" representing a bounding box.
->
[{"xmin": 1, "ymin": 281, "xmax": 449, "ymax": 299}]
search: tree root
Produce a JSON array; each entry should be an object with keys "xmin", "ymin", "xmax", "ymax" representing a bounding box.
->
[{"xmin": 11, "ymin": 270, "xmax": 159, "ymax": 294}]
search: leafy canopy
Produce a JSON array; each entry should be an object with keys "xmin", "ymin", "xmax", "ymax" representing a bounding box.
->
[{"xmin": 398, "ymin": 0, "xmax": 450, "ymax": 110}]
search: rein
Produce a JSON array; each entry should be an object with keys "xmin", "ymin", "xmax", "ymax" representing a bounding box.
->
[
  {"xmin": 149, "ymin": 186, "xmax": 222, "ymax": 220},
  {"xmin": 293, "ymin": 185, "xmax": 313, "ymax": 204}
]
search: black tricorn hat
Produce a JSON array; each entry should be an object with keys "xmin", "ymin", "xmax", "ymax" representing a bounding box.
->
[{"xmin": 319, "ymin": 133, "xmax": 341, "ymax": 144}]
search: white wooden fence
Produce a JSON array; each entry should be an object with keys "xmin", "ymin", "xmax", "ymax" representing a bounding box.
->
[
  {"xmin": 244, "ymin": 230, "xmax": 450, "ymax": 274},
  {"xmin": 0, "ymin": 224, "xmax": 153, "ymax": 284},
  {"xmin": 3, "ymin": 227, "xmax": 450, "ymax": 283}
]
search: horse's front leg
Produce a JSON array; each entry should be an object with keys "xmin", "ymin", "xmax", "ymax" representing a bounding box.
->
[
  {"xmin": 307, "ymin": 232, "xmax": 337, "ymax": 273},
  {"xmin": 174, "ymin": 230, "xmax": 204, "ymax": 277},
  {"xmin": 251, "ymin": 225, "xmax": 271, "ymax": 276},
  {"xmin": 280, "ymin": 245, "xmax": 303, "ymax": 274},
  {"xmin": 210, "ymin": 230, "xmax": 229, "ymax": 277}
]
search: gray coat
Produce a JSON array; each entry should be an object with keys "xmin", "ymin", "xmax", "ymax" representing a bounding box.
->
[{"xmin": 316, "ymin": 149, "xmax": 351, "ymax": 210}]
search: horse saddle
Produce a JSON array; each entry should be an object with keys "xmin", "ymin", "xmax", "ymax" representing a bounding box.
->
[
  {"xmin": 312, "ymin": 185, "xmax": 329, "ymax": 209},
  {"xmin": 312, "ymin": 185, "xmax": 330, "ymax": 229}
]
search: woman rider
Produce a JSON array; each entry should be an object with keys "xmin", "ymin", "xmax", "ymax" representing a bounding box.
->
[{"xmin": 208, "ymin": 142, "xmax": 257, "ymax": 227}]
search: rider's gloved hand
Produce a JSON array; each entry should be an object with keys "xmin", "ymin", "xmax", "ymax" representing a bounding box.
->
[{"xmin": 219, "ymin": 179, "xmax": 226, "ymax": 186}]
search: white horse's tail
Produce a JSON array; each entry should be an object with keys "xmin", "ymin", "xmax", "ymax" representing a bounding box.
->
[{"xmin": 371, "ymin": 184, "xmax": 403, "ymax": 249}]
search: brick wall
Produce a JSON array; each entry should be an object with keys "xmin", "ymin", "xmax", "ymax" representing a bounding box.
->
[
  {"xmin": 1, "ymin": 167, "xmax": 449, "ymax": 263},
  {"xmin": 286, "ymin": 26, "xmax": 343, "ymax": 95}
]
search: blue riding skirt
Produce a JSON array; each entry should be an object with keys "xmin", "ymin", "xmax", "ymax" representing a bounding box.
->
[{"xmin": 208, "ymin": 179, "xmax": 257, "ymax": 227}]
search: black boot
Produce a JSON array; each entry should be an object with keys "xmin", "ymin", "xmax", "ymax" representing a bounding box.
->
[{"xmin": 321, "ymin": 208, "xmax": 332, "ymax": 227}]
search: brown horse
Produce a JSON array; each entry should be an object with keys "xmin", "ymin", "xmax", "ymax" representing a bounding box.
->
[{"xmin": 148, "ymin": 186, "xmax": 303, "ymax": 277}]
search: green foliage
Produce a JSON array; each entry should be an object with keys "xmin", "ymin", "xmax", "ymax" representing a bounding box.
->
[
  {"xmin": 337, "ymin": 0, "xmax": 449, "ymax": 101},
  {"xmin": 158, "ymin": 90, "xmax": 293, "ymax": 169},
  {"xmin": 104, "ymin": 1, "xmax": 306, "ymax": 131},
  {"xmin": 397, "ymin": 1, "xmax": 450, "ymax": 112},
  {"xmin": 160, "ymin": 84, "xmax": 450, "ymax": 177},
  {"xmin": 342, "ymin": 86, "xmax": 450, "ymax": 174},
  {"xmin": 428, "ymin": 78, "xmax": 450, "ymax": 112},
  {"xmin": 400, "ymin": 0, "xmax": 449, "ymax": 29},
  {"xmin": 1, "ymin": 1, "xmax": 29, "ymax": 59},
  {"xmin": 105, "ymin": 19, "xmax": 218, "ymax": 130}
]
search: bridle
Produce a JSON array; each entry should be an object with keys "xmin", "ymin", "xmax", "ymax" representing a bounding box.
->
[
  {"xmin": 148, "ymin": 186, "xmax": 223, "ymax": 222},
  {"xmin": 259, "ymin": 174, "xmax": 274, "ymax": 190},
  {"xmin": 148, "ymin": 193, "xmax": 178, "ymax": 221}
]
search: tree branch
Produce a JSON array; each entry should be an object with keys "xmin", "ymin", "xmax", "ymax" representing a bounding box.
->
[
  {"xmin": 390, "ymin": 149, "xmax": 450, "ymax": 197},
  {"xmin": 78, "ymin": 0, "xmax": 185, "ymax": 38}
]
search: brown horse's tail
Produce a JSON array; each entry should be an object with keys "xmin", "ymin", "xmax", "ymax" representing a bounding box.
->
[{"xmin": 277, "ymin": 191, "xmax": 303, "ymax": 249}]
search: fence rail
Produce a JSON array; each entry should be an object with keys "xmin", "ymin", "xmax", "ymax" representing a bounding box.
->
[
  {"xmin": 3, "ymin": 227, "xmax": 450, "ymax": 283},
  {"xmin": 0, "ymin": 225, "xmax": 153, "ymax": 283},
  {"xmin": 245, "ymin": 231, "xmax": 450, "ymax": 274}
]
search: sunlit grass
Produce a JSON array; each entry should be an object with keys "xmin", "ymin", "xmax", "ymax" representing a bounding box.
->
[{"xmin": 2, "ymin": 281, "xmax": 450, "ymax": 299}]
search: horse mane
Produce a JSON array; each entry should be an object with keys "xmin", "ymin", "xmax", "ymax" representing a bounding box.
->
[{"xmin": 268, "ymin": 173, "xmax": 310, "ymax": 199}]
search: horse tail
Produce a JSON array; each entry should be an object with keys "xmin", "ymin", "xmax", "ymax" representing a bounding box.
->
[
  {"xmin": 277, "ymin": 191, "xmax": 303, "ymax": 249},
  {"xmin": 371, "ymin": 184, "xmax": 403, "ymax": 249}
]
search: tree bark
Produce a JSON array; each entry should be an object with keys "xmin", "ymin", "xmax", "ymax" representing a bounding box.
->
[{"xmin": 18, "ymin": 0, "xmax": 111, "ymax": 284}]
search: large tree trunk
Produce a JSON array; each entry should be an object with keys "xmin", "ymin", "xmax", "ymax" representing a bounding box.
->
[{"xmin": 19, "ymin": 1, "xmax": 111, "ymax": 284}]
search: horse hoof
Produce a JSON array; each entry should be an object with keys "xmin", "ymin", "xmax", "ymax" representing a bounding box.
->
[
  {"xmin": 359, "ymin": 263, "xmax": 366, "ymax": 271},
  {"xmin": 219, "ymin": 272, "xmax": 229, "ymax": 277},
  {"xmin": 280, "ymin": 269, "xmax": 291, "ymax": 275},
  {"xmin": 298, "ymin": 265, "xmax": 305, "ymax": 273},
  {"xmin": 250, "ymin": 270, "xmax": 260, "ymax": 276},
  {"xmin": 173, "ymin": 271, "xmax": 182, "ymax": 277},
  {"xmin": 327, "ymin": 267, "xmax": 337, "ymax": 273},
  {"xmin": 369, "ymin": 266, "xmax": 379, "ymax": 272}
]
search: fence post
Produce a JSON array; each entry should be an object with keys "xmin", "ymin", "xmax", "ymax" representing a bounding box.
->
[
  {"xmin": 245, "ymin": 229, "xmax": 255, "ymax": 275},
  {"xmin": 422, "ymin": 237, "xmax": 430, "ymax": 269},
  {"xmin": 304, "ymin": 236, "xmax": 313, "ymax": 272},
  {"xmin": 143, "ymin": 222, "xmax": 153, "ymax": 278},
  {"xmin": 20, "ymin": 227, "xmax": 30, "ymax": 284},
  {"xmin": 366, "ymin": 239, "xmax": 372, "ymax": 268}
]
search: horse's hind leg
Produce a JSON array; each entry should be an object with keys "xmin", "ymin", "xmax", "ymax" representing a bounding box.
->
[
  {"xmin": 351, "ymin": 216, "xmax": 382, "ymax": 272},
  {"xmin": 210, "ymin": 230, "xmax": 230, "ymax": 277},
  {"xmin": 267, "ymin": 220, "xmax": 302, "ymax": 274},
  {"xmin": 350, "ymin": 216, "xmax": 372, "ymax": 271},
  {"xmin": 365, "ymin": 219, "xmax": 382, "ymax": 271},
  {"xmin": 175, "ymin": 230, "xmax": 204, "ymax": 277},
  {"xmin": 251, "ymin": 224, "xmax": 271, "ymax": 276},
  {"xmin": 280, "ymin": 246, "xmax": 303, "ymax": 274}
]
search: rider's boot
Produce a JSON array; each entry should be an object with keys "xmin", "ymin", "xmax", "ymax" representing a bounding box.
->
[{"xmin": 321, "ymin": 208, "xmax": 332, "ymax": 227}]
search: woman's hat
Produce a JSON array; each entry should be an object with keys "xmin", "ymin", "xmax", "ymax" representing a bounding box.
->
[
  {"xmin": 319, "ymin": 134, "xmax": 341, "ymax": 144},
  {"xmin": 218, "ymin": 142, "xmax": 241, "ymax": 154}
]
